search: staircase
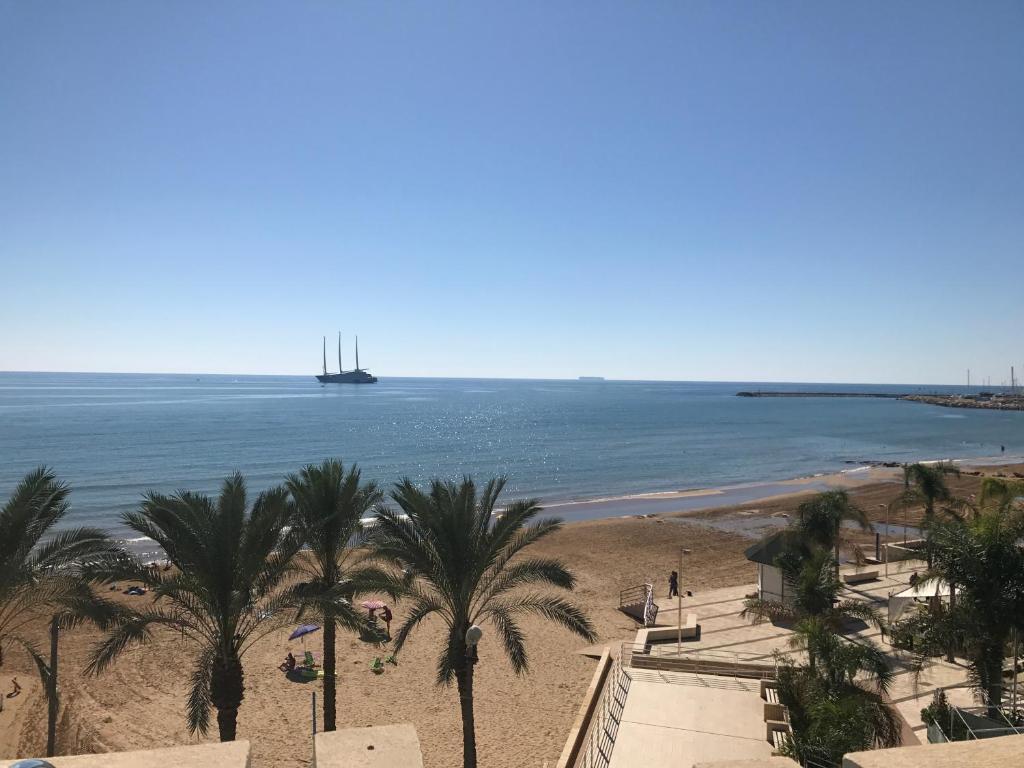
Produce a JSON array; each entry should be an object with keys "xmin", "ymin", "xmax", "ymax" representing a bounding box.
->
[{"xmin": 618, "ymin": 583, "xmax": 658, "ymax": 627}]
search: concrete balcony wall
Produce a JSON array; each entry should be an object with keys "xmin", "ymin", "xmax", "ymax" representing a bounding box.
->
[
  {"xmin": 314, "ymin": 723, "xmax": 423, "ymax": 768},
  {"xmin": 843, "ymin": 734, "xmax": 1024, "ymax": 768},
  {"xmin": 0, "ymin": 740, "xmax": 250, "ymax": 768}
]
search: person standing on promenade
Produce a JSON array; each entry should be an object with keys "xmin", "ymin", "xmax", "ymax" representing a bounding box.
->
[{"xmin": 668, "ymin": 570, "xmax": 679, "ymax": 599}]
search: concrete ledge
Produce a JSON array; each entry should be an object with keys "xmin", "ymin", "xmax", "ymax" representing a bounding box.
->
[
  {"xmin": 314, "ymin": 723, "xmax": 423, "ymax": 768},
  {"xmin": 843, "ymin": 570, "xmax": 879, "ymax": 584},
  {"xmin": 693, "ymin": 760, "xmax": 795, "ymax": 767},
  {"xmin": 843, "ymin": 734, "xmax": 1024, "ymax": 767},
  {"xmin": 1, "ymin": 741, "xmax": 251, "ymax": 768},
  {"xmin": 555, "ymin": 646, "xmax": 612, "ymax": 768},
  {"xmin": 635, "ymin": 614, "xmax": 698, "ymax": 647}
]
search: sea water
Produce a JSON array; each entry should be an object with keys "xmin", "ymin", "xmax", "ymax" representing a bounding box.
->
[{"xmin": 1, "ymin": 373, "xmax": 1021, "ymax": 547}]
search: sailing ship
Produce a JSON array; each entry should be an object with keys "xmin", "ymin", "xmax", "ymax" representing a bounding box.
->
[{"xmin": 316, "ymin": 333, "xmax": 378, "ymax": 384}]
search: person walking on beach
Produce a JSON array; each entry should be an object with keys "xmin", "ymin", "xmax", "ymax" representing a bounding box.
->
[
  {"xmin": 668, "ymin": 571, "xmax": 679, "ymax": 599},
  {"xmin": 381, "ymin": 605, "xmax": 393, "ymax": 639}
]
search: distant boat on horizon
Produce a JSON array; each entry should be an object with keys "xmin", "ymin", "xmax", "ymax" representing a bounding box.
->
[
  {"xmin": 316, "ymin": 333, "xmax": 378, "ymax": 384},
  {"xmin": 578, "ymin": 376, "xmax": 606, "ymax": 382}
]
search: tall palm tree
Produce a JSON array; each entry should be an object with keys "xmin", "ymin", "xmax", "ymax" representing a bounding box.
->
[
  {"xmin": 88, "ymin": 473, "xmax": 301, "ymax": 741},
  {"xmin": 902, "ymin": 462, "xmax": 960, "ymax": 519},
  {"xmin": 794, "ymin": 489, "xmax": 872, "ymax": 560},
  {"xmin": 742, "ymin": 548, "xmax": 884, "ymax": 670},
  {"xmin": 285, "ymin": 459, "xmax": 392, "ymax": 732},
  {"xmin": 369, "ymin": 477, "xmax": 597, "ymax": 768},
  {"xmin": 0, "ymin": 467, "xmax": 124, "ymax": 756},
  {"xmin": 902, "ymin": 502, "xmax": 1024, "ymax": 712}
]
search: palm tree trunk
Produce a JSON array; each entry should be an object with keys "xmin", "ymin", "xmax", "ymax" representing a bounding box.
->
[
  {"xmin": 986, "ymin": 647, "xmax": 1004, "ymax": 717},
  {"xmin": 945, "ymin": 583, "xmax": 956, "ymax": 663},
  {"xmin": 456, "ymin": 658, "xmax": 478, "ymax": 768},
  {"xmin": 211, "ymin": 649, "xmax": 245, "ymax": 742},
  {"xmin": 46, "ymin": 619, "xmax": 58, "ymax": 757},
  {"xmin": 323, "ymin": 613, "xmax": 337, "ymax": 731}
]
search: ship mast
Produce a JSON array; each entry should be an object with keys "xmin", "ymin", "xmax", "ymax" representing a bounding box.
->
[
  {"xmin": 355, "ymin": 335, "xmax": 360, "ymax": 371},
  {"xmin": 337, "ymin": 331, "xmax": 343, "ymax": 373},
  {"xmin": 322, "ymin": 336, "xmax": 327, "ymax": 376}
]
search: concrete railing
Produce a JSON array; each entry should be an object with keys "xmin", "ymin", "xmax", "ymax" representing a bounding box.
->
[
  {"xmin": 622, "ymin": 642, "xmax": 777, "ymax": 679},
  {"xmin": 573, "ymin": 655, "xmax": 630, "ymax": 768},
  {"xmin": 0, "ymin": 741, "xmax": 251, "ymax": 768},
  {"xmin": 555, "ymin": 647, "xmax": 613, "ymax": 768}
]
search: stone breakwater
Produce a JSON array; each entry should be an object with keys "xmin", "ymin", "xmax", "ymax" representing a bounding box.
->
[
  {"xmin": 901, "ymin": 394, "xmax": 1024, "ymax": 411},
  {"xmin": 736, "ymin": 391, "xmax": 1024, "ymax": 412}
]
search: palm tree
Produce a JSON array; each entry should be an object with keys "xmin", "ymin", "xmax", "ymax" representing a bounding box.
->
[
  {"xmin": 88, "ymin": 473, "xmax": 301, "ymax": 741},
  {"xmin": 776, "ymin": 620, "xmax": 901, "ymax": 764},
  {"xmin": 369, "ymin": 476, "xmax": 597, "ymax": 768},
  {"xmin": 285, "ymin": 459, "xmax": 392, "ymax": 732},
  {"xmin": 902, "ymin": 502, "xmax": 1024, "ymax": 712},
  {"xmin": 0, "ymin": 467, "xmax": 124, "ymax": 756},
  {"xmin": 742, "ymin": 548, "xmax": 885, "ymax": 670},
  {"xmin": 895, "ymin": 462, "xmax": 961, "ymax": 563},
  {"xmin": 902, "ymin": 462, "xmax": 960, "ymax": 519},
  {"xmin": 794, "ymin": 489, "xmax": 872, "ymax": 558}
]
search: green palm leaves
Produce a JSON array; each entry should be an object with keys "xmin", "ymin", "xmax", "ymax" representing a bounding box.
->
[
  {"xmin": 0, "ymin": 467, "xmax": 125, "ymax": 756},
  {"xmin": 370, "ymin": 476, "xmax": 595, "ymax": 768},
  {"xmin": 285, "ymin": 459, "xmax": 391, "ymax": 732},
  {"xmin": 87, "ymin": 473, "xmax": 300, "ymax": 741}
]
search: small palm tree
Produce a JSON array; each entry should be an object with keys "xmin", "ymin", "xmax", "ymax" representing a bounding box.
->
[
  {"xmin": 88, "ymin": 473, "xmax": 300, "ymax": 741},
  {"xmin": 286, "ymin": 459, "xmax": 392, "ymax": 732},
  {"xmin": 742, "ymin": 548, "xmax": 884, "ymax": 670},
  {"xmin": 777, "ymin": 621, "xmax": 901, "ymax": 765},
  {"xmin": 0, "ymin": 467, "xmax": 124, "ymax": 756},
  {"xmin": 369, "ymin": 477, "xmax": 597, "ymax": 768}
]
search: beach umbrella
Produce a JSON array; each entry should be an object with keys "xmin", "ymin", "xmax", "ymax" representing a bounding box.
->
[
  {"xmin": 289, "ymin": 624, "xmax": 321, "ymax": 642},
  {"xmin": 360, "ymin": 599, "xmax": 386, "ymax": 611}
]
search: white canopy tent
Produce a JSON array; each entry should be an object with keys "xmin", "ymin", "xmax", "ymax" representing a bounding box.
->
[{"xmin": 888, "ymin": 579, "xmax": 954, "ymax": 626}]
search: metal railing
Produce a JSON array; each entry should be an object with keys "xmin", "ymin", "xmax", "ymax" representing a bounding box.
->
[
  {"xmin": 933, "ymin": 704, "xmax": 1024, "ymax": 742},
  {"xmin": 618, "ymin": 583, "xmax": 657, "ymax": 627},
  {"xmin": 575, "ymin": 655, "xmax": 630, "ymax": 768},
  {"xmin": 618, "ymin": 584, "xmax": 648, "ymax": 608}
]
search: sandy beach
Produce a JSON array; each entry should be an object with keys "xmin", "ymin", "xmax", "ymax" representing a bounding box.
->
[{"xmin": 1, "ymin": 462, "xmax": 1021, "ymax": 767}]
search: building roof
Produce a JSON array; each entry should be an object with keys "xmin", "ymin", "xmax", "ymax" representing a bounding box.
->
[{"xmin": 743, "ymin": 531, "xmax": 790, "ymax": 566}]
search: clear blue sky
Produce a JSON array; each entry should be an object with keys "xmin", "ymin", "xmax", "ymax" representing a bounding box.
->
[{"xmin": 1, "ymin": 2, "xmax": 1021, "ymax": 384}]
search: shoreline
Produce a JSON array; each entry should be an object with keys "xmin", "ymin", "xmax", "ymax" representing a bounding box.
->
[{"xmin": 116, "ymin": 452, "xmax": 1024, "ymax": 560}]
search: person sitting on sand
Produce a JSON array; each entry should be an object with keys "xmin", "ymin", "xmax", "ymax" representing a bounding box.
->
[{"xmin": 279, "ymin": 652, "xmax": 296, "ymax": 672}]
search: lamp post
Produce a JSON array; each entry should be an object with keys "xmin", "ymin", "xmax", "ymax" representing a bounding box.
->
[
  {"xmin": 677, "ymin": 548, "xmax": 691, "ymax": 652},
  {"xmin": 880, "ymin": 504, "xmax": 889, "ymax": 579}
]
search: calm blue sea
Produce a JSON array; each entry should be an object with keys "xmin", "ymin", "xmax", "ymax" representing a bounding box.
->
[{"xmin": 1, "ymin": 373, "xmax": 1022, "ymax": 549}]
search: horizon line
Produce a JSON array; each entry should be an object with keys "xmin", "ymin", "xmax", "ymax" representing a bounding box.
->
[{"xmin": 0, "ymin": 369, "xmax": 1008, "ymax": 389}]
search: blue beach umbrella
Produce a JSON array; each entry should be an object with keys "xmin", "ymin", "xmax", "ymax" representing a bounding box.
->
[{"xmin": 289, "ymin": 624, "xmax": 321, "ymax": 642}]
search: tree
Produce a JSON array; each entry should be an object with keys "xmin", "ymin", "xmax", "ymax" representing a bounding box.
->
[
  {"xmin": 892, "ymin": 462, "xmax": 960, "ymax": 566},
  {"xmin": 742, "ymin": 548, "xmax": 884, "ymax": 670},
  {"xmin": 776, "ymin": 627, "xmax": 901, "ymax": 765},
  {"xmin": 793, "ymin": 489, "xmax": 872, "ymax": 564},
  {"xmin": 0, "ymin": 467, "xmax": 124, "ymax": 756},
  {"xmin": 285, "ymin": 459, "xmax": 392, "ymax": 732},
  {"xmin": 902, "ymin": 502, "xmax": 1024, "ymax": 713},
  {"xmin": 88, "ymin": 473, "xmax": 300, "ymax": 741},
  {"xmin": 369, "ymin": 477, "xmax": 597, "ymax": 768}
]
